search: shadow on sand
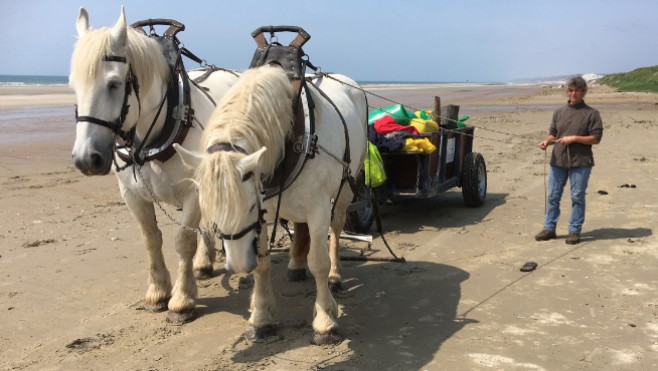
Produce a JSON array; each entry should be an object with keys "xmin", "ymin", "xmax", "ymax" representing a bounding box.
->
[
  {"xmin": 198, "ymin": 253, "xmax": 475, "ymax": 369},
  {"xmin": 582, "ymin": 227, "xmax": 652, "ymax": 241},
  {"xmin": 376, "ymin": 190, "xmax": 508, "ymax": 234},
  {"xmin": 189, "ymin": 190, "xmax": 504, "ymax": 368}
]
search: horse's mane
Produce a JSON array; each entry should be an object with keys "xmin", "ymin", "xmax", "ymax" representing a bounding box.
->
[
  {"xmin": 69, "ymin": 26, "xmax": 169, "ymax": 95},
  {"xmin": 197, "ymin": 65, "xmax": 294, "ymax": 231}
]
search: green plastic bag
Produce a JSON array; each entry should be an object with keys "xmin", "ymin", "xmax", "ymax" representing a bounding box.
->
[
  {"xmin": 368, "ymin": 104, "xmax": 415, "ymax": 126},
  {"xmin": 364, "ymin": 142, "xmax": 387, "ymax": 187},
  {"xmin": 457, "ymin": 115, "xmax": 470, "ymax": 128}
]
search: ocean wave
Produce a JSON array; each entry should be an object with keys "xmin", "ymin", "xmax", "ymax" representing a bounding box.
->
[
  {"xmin": 0, "ymin": 75, "xmax": 69, "ymax": 87},
  {"xmin": 0, "ymin": 81, "xmax": 69, "ymax": 87}
]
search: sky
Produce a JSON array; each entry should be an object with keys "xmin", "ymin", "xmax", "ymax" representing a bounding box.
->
[{"xmin": 2, "ymin": 0, "xmax": 658, "ymax": 83}]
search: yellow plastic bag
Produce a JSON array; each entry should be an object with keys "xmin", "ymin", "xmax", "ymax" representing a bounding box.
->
[
  {"xmin": 402, "ymin": 138, "xmax": 437, "ymax": 154},
  {"xmin": 415, "ymin": 110, "xmax": 433, "ymax": 120},
  {"xmin": 364, "ymin": 142, "xmax": 387, "ymax": 187},
  {"xmin": 409, "ymin": 118, "xmax": 439, "ymax": 133}
]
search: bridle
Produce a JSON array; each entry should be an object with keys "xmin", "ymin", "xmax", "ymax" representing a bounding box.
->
[
  {"xmin": 75, "ymin": 55, "xmax": 141, "ymax": 143},
  {"xmin": 207, "ymin": 143, "xmax": 269, "ymax": 258}
]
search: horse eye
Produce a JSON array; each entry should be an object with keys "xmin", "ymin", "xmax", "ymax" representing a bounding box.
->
[{"xmin": 108, "ymin": 81, "xmax": 120, "ymax": 91}]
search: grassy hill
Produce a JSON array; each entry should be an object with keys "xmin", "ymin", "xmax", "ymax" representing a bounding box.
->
[{"xmin": 599, "ymin": 66, "xmax": 658, "ymax": 92}]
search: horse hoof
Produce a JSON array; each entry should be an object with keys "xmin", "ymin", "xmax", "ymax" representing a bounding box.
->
[
  {"xmin": 144, "ymin": 299, "xmax": 169, "ymax": 313},
  {"xmin": 287, "ymin": 268, "xmax": 307, "ymax": 282},
  {"xmin": 245, "ymin": 325, "xmax": 277, "ymax": 340},
  {"xmin": 311, "ymin": 330, "xmax": 342, "ymax": 346},
  {"xmin": 328, "ymin": 279, "xmax": 343, "ymax": 293},
  {"xmin": 166, "ymin": 309, "xmax": 195, "ymax": 325},
  {"xmin": 194, "ymin": 267, "xmax": 214, "ymax": 280}
]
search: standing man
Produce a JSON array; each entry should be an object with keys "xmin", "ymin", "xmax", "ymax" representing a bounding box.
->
[{"xmin": 535, "ymin": 76, "xmax": 603, "ymax": 244}]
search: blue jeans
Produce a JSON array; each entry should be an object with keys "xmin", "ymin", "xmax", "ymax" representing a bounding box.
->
[{"xmin": 544, "ymin": 166, "xmax": 592, "ymax": 235}]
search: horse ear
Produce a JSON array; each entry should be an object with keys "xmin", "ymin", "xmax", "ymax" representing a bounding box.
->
[
  {"xmin": 110, "ymin": 6, "xmax": 128, "ymax": 50},
  {"xmin": 76, "ymin": 7, "xmax": 90, "ymax": 37},
  {"xmin": 173, "ymin": 144, "xmax": 204, "ymax": 169},
  {"xmin": 237, "ymin": 147, "xmax": 267, "ymax": 178}
]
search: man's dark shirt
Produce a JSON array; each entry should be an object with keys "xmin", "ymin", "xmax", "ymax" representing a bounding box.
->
[{"xmin": 549, "ymin": 100, "xmax": 603, "ymax": 168}]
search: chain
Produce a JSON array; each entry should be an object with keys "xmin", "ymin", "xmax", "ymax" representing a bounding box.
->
[{"xmin": 131, "ymin": 154, "xmax": 204, "ymax": 234}]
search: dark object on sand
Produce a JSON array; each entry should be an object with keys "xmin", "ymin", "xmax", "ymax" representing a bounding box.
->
[
  {"xmin": 597, "ymin": 190, "xmax": 608, "ymax": 195},
  {"xmin": 618, "ymin": 184, "xmax": 636, "ymax": 188},
  {"xmin": 520, "ymin": 261, "xmax": 538, "ymax": 272}
]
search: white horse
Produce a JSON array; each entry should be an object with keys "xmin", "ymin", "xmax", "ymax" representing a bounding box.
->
[
  {"xmin": 69, "ymin": 7, "xmax": 238, "ymax": 324},
  {"xmin": 176, "ymin": 64, "xmax": 367, "ymax": 344}
]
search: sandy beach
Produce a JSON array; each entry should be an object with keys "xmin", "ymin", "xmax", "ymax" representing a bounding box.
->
[{"xmin": 1, "ymin": 82, "xmax": 657, "ymax": 370}]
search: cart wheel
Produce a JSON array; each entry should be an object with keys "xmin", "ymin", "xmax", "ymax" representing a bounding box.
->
[
  {"xmin": 345, "ymin": 170, "xmax": 375, "ymax": 234},
  {"xmin": 462, "ymin": 152, "xmax": 487, "ymax": 207}
]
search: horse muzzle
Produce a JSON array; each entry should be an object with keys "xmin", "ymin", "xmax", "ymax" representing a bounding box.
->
[
  {"xmin": 223, "ymin": 242, "xmax": 259, "ymax": 274},
  {"xmin": 72, "ymin": 147, "xmax": 113, "ymax": 175}
]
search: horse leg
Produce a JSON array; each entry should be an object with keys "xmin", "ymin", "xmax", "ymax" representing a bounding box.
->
[
  {"xmin": 287, "ymin": 222, "xmax": 310, "ymax": 282},
  {"xmin": 193, "ymin": 231, "xmax": 216, "ymax": 280},
  {"xmin": 246, "ymin": 229, "xmax": 276, "ymax": 340},
  {"xmin": 166, "ymin": 196, "xmax": 201, "ymax": 324},
  {"xmin": 289, "ymin": 216, "xmax": 344, "ymax": 292},
  {"xmin": 307, "ymin": 215, "xmax": 341, "ymax": 345},
  {"xmin": 327, "ymin": 189, "xmax": 353, "ymax": 292},
  {"xmin": 122, "ymin": 190, "xmax": 171, "ymax": 312}
]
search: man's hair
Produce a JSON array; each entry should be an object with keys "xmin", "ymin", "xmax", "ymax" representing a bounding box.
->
[{"xmin": 567, "ymin": 76, "xmax": 588, "ymax": 93}]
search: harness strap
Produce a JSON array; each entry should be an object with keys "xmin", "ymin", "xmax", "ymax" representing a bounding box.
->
[
  {"xmin": 206, "ymin": 142, "xmax": 268, "ymax": 257},
  {"xmin": 75, "ymin": 56, "xmax": 137, "ymax": 143},
  {"xmin": 216, "ymin": 218, "xmax": 262, "ymax": 240},
  {"xmin": 104, "ymin": 56, "xmax": 127, "ymax": 63},
  {"xmin": 192, "ymin": 66, "xmax": 240, "ymax": 84},
  {"xmin": 144, "ymin": 51, "xmax": 193, "ymax": 162},
  {"xmin": 207, "ymin": 142, "xmax": 248, "ymax": 154},
  {"xmin": 75, "ymin": 111, "xmax": 124, "ymax": 138},
  {"xmin": 181, "ymin": 47, "xmax": 204, "ymax": 65},
  {"xmin": 307, "ymin": 77, "xmax": 351, "ymax": 165},
  {"xmin": 130, "ymin": 89, "xmax": 169, "ymax": 163}
]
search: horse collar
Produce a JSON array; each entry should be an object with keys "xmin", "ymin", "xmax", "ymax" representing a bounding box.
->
[
  {"xmin": 115, "ymin": 58, "xmax": 194, "ymax": 167},
  {"xmin": 262, "ymin": 79, "xmax": 317, "ymax": 200}
]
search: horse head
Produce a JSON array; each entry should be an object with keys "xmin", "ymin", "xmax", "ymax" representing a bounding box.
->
[
  {"xmin": 176, "ymin": 143, "xmax": 269, "ymax": 274},
  {"xmin": 69, "ymin": 6, "xmax": 168, "ymax": 175}
]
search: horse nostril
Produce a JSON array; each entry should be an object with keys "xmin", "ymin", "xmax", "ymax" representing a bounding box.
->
[{"xmin": 90, "ymin": 152, "xmax": 105, "ymax": 171}]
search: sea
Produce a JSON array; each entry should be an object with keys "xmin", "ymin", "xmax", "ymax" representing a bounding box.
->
[
  {"xmin": 0, "ymin": 74, "xmax": 69, "ymax": 86},
  {"xmin": 0, "ymin": 74, "xmax": 505, "ymax": 87},
  {"xmin": 1, "ymin": 74, "xmax": 597, "ymax": 87}
]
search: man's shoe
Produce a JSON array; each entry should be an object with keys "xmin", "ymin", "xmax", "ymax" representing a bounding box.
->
[
  {"xmin": 535, "ymin": 229, "xmax": 556, "ymax": 241},
  {"xmin": 565, "ymin": 233, "xmax": 580, "ymax": 245}
]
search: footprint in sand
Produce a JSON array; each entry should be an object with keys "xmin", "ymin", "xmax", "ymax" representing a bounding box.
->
[{"xmin": 21, "ymin": 239, "xmax": 56, "ymax": 248}]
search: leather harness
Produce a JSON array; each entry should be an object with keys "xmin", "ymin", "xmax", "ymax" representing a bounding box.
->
[
  {"xmin": 247, "ymin": 26, "xmax": 320, "ymax": 200},
  {"xmin": 207, "ymin": 26, "xmax": 359, "ymax": 251},
  {"xmin": 114, "ymin": 19, "xmax": 195, "ymax": 167}
]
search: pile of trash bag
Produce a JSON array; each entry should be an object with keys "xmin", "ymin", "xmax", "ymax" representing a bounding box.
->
[{"xmin": 364, "ymin": 103, "xmax": 470, "ymax": 187}]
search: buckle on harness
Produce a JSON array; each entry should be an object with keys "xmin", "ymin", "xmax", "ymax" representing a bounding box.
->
[
  {"xmin": 173, "ymin": 104, "xmax": 193, "ymax": 124},
  {"xmin": 292, "ymin": 133, "xmax": 318, "ymax": 158}
]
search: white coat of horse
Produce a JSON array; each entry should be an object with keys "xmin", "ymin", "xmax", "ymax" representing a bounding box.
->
[
  {"xmin": 176, "ymin": 64, "xmax": 367, "ymax": 344},
  {"xmin": 69, "ymin": 7, "xmax": 238, "ymax": 323}
]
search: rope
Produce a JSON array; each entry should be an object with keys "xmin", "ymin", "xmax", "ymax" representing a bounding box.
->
[
  {"xmin": 544, "ymin": 148, "xmax": 548, "ymax": 215},
  {"xmin": 318, "ymin": 73, "xmax": 534, "ymax": 146}
]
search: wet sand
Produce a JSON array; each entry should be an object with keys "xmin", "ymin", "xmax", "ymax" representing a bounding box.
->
[{"xmin": 1, "ymin": 83, "xmax": 658, "ymax": 370}]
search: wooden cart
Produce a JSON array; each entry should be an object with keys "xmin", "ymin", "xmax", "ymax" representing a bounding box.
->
[{"xmin": 345, "ymin": 97, "xmax": 487, "ymax": 233}]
